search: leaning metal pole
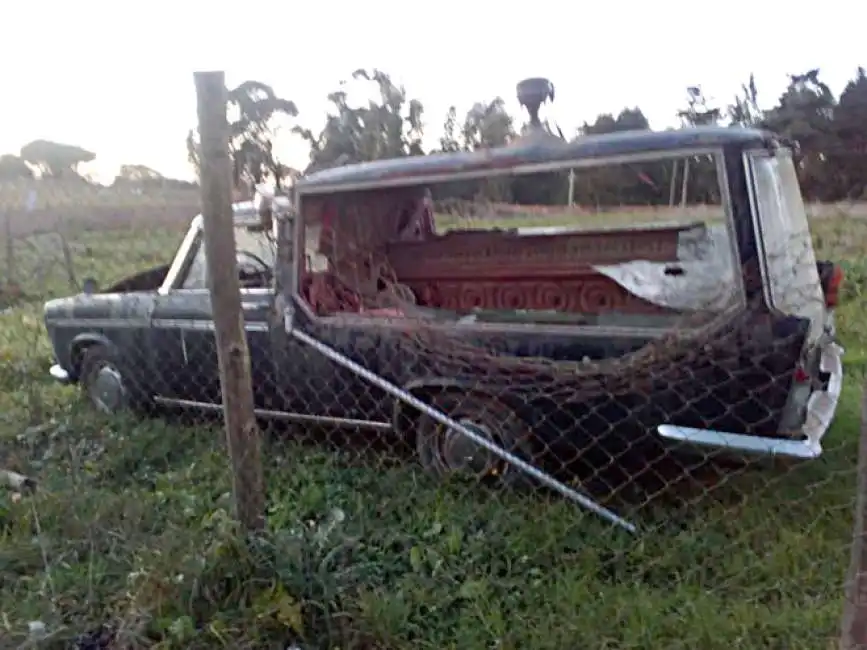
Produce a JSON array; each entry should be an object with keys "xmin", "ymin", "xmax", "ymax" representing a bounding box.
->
[{"xmin": 285, "ymin": 315, "xmax": 637, "ymax": 534}]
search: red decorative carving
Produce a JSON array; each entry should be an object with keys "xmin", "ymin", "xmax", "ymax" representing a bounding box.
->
[
  {"xmin": 407, "ymin": 277, "xmax": 666, "ymax": 315},
  {"xmin": 534, "ymin": 283, "xmax": 574, "ymax": 312}
]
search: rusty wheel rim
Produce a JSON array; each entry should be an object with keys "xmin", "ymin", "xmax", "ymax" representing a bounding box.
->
[
  {"xmin": 434, "ymin": 418, "xmax": 511, "ymax": 478},
  {"xmin": 87, "ymin": 362, "xmax": 126, "ymax": 414}
]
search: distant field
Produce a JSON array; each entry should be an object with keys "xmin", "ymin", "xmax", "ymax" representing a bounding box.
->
[
  {"xmin": 0, "ymin": 182, "xmax": 200, "ymax": 238},
  {"xmin": 466, "ymin": 200, "xmax": 867, "ymax": 222}
]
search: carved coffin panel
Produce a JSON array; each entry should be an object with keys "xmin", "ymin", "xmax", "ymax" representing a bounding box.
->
[
  {"xmin": 388, "ymin": 223, "xmax": 697, "ymax": 282},
  {"xmin": 408, "ymin": 276, "xmax": 668, "ymax": 315}
]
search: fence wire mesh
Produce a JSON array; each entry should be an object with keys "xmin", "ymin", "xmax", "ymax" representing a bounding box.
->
[{"xmin": 0, "ymin": 149, "xmax": 866, "ymax": 650}]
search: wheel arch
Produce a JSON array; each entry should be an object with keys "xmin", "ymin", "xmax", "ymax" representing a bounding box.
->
[
  {"xmin": 391, "ymin": 377, "xmax": 530, "ymax": 440},
  {"xmin": 68, "ymin": 333, "xmax": 117, "ymax": 380}
]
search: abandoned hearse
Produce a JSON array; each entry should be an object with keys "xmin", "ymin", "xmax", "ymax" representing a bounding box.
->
[{"xmin": 44, "ymin": 81, "xmax": 844, "ymax": 522}]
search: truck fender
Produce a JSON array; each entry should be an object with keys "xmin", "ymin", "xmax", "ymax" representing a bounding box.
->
[{"xmin": 68, "ymin": 332, "xmax": 118, "ymax": 378}]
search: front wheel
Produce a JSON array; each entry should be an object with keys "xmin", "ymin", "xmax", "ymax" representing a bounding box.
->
[
  {"xmin": 79, "ymin": 346, "xmax": 149, "ymax": 415},
  {"xmin": 416, "ymin": 392, "xmax": 537, "ymax": 488}
]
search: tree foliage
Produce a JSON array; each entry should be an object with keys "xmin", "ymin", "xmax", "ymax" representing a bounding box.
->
[
  {"xmin": 0, "ymin": 154, "xmax": 33, "ymax": 180},
  {"xmin": 293, "ymin": 69, "xmax": 425, "ymax": 173},
  {"xmin": 187, "ymin": 80, "xmax": 299, "ymax": 189},
  {"xmin": 4, "ymin": 66, "xmax": 864, "ymax": 205},
  {"xmin": 288, "ymin": 66, "xmax": 867, "ymax": 205},
  {"xmin": 729, "ymin": 74, "xmax": 762, "ymax": 127},
  {"xmin": 112, "ymin": 164, "xmax": 196, "ymax": 190},
  {"xmin": 830, "ymin": 67, "xmax": 867, "ymax": 199},
  {"xmin": 460, "ymin": 98, "xmax": 515, "ymax": 150},
  {"xmin": 115, "ymin": 164, "xmax": 164, "ymax": 183},
  {"xmin": 19, "ymin": 140, "xmax": 95, "ymax": 179},
  {"xmin": 677, "ymin": 86, "xmax": 722, "ymax": 126},
  {"xmin": 176, "ymin": 66, "xmax": 867, "ymax": 204}
]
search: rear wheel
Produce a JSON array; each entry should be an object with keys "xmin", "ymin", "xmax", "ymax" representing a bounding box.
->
[
  {"xmin": 79, "ymin": 346, "xmax": 149, "ymax": 415},
  {"xmin": 416, "ymin": 393, "xmax": 537, "ymax": 487}
]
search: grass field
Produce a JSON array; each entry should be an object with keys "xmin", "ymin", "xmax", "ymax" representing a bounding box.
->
[
  {"xmin": 0, "ymin": 207, "xmax": 866, "ymax": 648},
  {"xmin": 0, "ymin": 181, "xmax": 199, "ymax": 239}
]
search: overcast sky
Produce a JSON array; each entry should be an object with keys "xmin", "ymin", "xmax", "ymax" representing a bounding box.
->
[{"xmin": 1, "ymin": 0, "xmax": 863, "ymax": 182}]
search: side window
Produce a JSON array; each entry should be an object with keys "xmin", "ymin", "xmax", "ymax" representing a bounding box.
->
[
  {"xmin": 305, "ymin": 222, "xmax": 330, "ymax": 272},
  {"xmin": 177, "ymin": 227, "xmax": 276, "ymax": 291},
  {"xmin": 235, "ymin": 227, "xmax": 277, "ymax": 270},
  {"xmin": 181, "ymin": 239, "xmax": 208, "ymax": 290},
  {"xmin": 749, "ymin": 151, "xmax": 825, "ymax": 339}
]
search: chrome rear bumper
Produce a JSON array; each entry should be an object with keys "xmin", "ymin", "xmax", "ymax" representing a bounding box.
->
[{"xmin": 657, "ymin": 342, "xmax": 844, "ymax": 461}]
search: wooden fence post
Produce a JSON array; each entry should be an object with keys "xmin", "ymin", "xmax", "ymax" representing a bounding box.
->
[
  {"xmin": 841, "ymin": 379, "xmax": 867, "ymax": 648},
  {"xmin": 193, "ymin": 70, "xmax": 265, "ymax": 532}
]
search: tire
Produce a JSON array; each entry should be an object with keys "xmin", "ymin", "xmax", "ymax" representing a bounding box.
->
[
  {"xmin": 79, "ymin": 345, "xmax": 150, "ymax": 415},
  {"xmin": 416, "ymin": 392, "xmax": 537, "ymax": 488}
]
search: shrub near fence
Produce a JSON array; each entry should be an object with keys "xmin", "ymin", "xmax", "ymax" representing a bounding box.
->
[{"xmin": 0, "ymin": 189, "xmax": 865, "ymax": 647}]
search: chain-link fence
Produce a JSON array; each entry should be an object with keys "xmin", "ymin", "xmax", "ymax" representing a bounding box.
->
[{"xmin": 1, "ymin": 148, "xmax": 866, "ymax": 649}]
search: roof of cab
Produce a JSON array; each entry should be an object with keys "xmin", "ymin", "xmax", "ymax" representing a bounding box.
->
[{"xmin": 296, "ymin": 125, "xmax": 774, "ymax": 195}]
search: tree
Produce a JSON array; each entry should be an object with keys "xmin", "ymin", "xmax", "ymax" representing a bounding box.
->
[
  {"xmin": 0, "ymin": 154, "xmax": 33, "ymax": 180},
  {"xmin": 677, "ymin": 86, "xmax": 722, "ymax": 126},
  {"xmin": 294, "ymin": 69, "xmax": 424, "ymax": 171},
  {"xmin": 828, "ymin": 67, "xmax": 867, "ymax": 199},
  {"xmin": 570, "ymin": 108, "xmax": 662, "ymax": 206},
  {"xmin": 459, "ymin": 98, "xmax": 516, "ymax": 201},
  {"xmin": 581, "ymin": 108, "xmax": 649, "ymax": 136},
  {"xmin": 439, "ymin": 106, "xmax": 461, "ymax": 153},
  {"xmin": 460, "ymin": 98, "xmax": 515, "ymax": 150},
  {"xmin": 763, "ymin": 69, "xmax": 838, "ymax": 199},
  {"xmin": 111, "ymin": 164, "xmax": 195, "ymax": 190},
  {"xmin": 115, "ymin": 164, "xmax": 164, "ymax": 184},
  {"xmin": 20, "ymin": 140, "xmax": 95, "ymax": 178},
  {"xmin": 672, "ymin": 89, "xmax": 722, "ymax": 203},
  {"xmin": 228, "ymin": 80, "xmax": 298, "ymax": 189},
  {"xmin": 184, "ymin": 66, "xmax": 867, "ymax": 205},
  {"xmin": 187, "ymin": 80, "xmax": 298, "ymax": 189},
  {"xmin": 728, "ymin": 74, "xmax": 763, "ymax": 127},
  {"xmin": 612, "ymin": 107, "xmax": 650, "ymax": 132}
]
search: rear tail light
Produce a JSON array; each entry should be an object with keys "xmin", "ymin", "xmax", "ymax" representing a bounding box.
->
[
  {"xmin": 793, "ymin": 364, "xmax": 810, "ymax": 384},
  {"xmin": 817, "ymin": 261, "xmax": 844, "ymax": 308},
  {"xmin": 825, "ymin": 265, "xmax": 845, "ymax": 308}
]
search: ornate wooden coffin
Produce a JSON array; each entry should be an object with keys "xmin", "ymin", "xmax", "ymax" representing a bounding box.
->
[{"xmin": 386, "ymin": 222, "xmax": 701, "ymax": 314}]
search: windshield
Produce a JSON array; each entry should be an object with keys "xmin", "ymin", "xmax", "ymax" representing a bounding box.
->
[
  {"xmin": 180, "ymin": 226, "xmax": 276, "ymax": 290},
  {"xmin": 749, "ymin": 149, "xmax": 825, "ymax": 339}
]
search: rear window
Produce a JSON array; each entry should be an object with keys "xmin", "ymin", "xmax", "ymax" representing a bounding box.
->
[{"xmin": 749, "ymin": 149, "xmax": 825, "ymax": 338}]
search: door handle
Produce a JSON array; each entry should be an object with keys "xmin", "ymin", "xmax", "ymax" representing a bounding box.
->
[{"xmin": 180, "ymin": 330, "xmax": 189, "ymax": 364}]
